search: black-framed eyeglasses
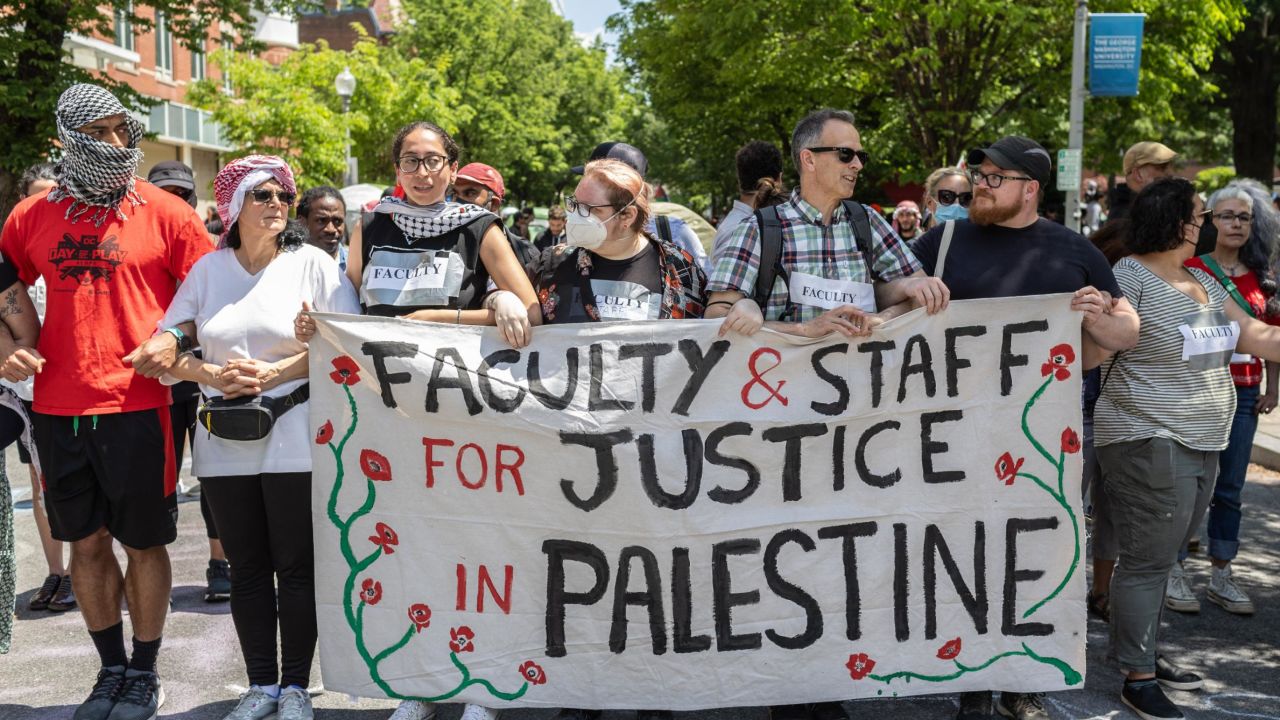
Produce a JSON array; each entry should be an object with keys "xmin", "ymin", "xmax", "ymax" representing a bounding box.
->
[
  {"xmin": 1213, "ymin": 211, "xmax": 1253, "ymax": 225},
  {"xmin": 936, "ymin": 189, "xmax": 973, "ymax": 208},
  {"xmin": 969, "ymin": 170, "xmax": 1033, "ymax": 189},
  {"xmin": 565, "ymin": 196, "xmax": 616, "ymax": 218},
  {"xmin": 807, "ymin": 146, "xmax": 870, "ymax": 166},
  {"xmin": 250, "ymin": 188, "xmax": 296, "ymax": 206},
  {"xmin": 397, "ymin": 154, "xmax": 448, "ymax": 174}
]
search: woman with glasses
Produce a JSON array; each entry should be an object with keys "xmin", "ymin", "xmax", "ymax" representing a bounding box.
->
[
  {"xmin": 341, "ymin": 121, "xmax": 539, "ymax": 349},
  {"xmin": 1093, "ymin": 177, "xmax": 1280, "ymax": 720},
  {"xmin": 531, "ymin": 159, "xmax": 701, "ymax": 720},
  {"xmin": 920, "ymin": 166, "xmax": 972, "ymax": 230},
  {"xmin": 1170, "ymin": 179, "xmax": 1280, "ymax": 616},
  {"xmin": 159, "ymin": 155, "xmax": 359, "ymax": 720}
]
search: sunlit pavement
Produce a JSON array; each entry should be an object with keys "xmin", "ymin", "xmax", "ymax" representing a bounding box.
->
[{"xmin": 4, "ymin": 445, "xmax": 1278, "ymax": 719}]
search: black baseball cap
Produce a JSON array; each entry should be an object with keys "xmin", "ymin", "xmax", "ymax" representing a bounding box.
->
[
  {"xmin": 967, "ymin": 137, "xmax": 1052, "ymax": 186},
  {"xmin": 148, "ymin": 160, "xmax": 197, "ymax": 207},
  {"xmin": 571, "ymin": 141, "xmax": 649, "ymax": 178}
]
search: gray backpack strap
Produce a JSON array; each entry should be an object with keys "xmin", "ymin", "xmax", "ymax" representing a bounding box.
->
[{"xmin": 935, "ymin": 220, "xmax": 956, "ymax": 279}]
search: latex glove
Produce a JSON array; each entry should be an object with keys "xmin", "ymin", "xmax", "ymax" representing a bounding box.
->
[{"xmin": 489, "ymin": 291, "xmax": 531, "ymax": 348}]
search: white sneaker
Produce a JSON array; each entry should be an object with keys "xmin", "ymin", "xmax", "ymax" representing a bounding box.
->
[
  {"xmin": 459, "ymin": 705, "xmax": 503, "ymax": 720},
  {"xmin": 1208, "ymin": 564, "xmax": 1255, "ymax": 615},
  {"xmin": 1164, "ymin": 563, "xmax": 1200, "ymax": 613},
  {"xmin": 277, "ymin": 686, "xmax": 314, "ymax": 720},
  {"xmin": 388, "ymin": 701, "xmax": 437, "ymax": 720}
]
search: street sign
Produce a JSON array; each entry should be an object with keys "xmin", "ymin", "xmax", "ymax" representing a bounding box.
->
[{"xmin": 1057, "ymin": 149, "xmax": 1082, "ymax": 192}]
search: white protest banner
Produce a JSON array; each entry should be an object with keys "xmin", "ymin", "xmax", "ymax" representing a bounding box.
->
[{"xmin": 309, "ymin": 294, "xmax": 1086, "ymax": 710}]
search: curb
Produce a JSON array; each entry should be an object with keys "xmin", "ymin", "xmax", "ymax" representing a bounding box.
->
[{"xmin": 1250, "ymin": 433, "xmax": 1280, "ymax": 471}]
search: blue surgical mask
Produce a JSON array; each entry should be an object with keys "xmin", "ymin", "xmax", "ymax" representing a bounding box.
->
[{"xmin": 934, "ymin": 203, "xmax": 969, "ymax": 222}]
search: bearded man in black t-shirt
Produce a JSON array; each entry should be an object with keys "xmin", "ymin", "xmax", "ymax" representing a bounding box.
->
[{"xmin": 908, "ymin": 136, "xmax": 1140, "ymax": 720}]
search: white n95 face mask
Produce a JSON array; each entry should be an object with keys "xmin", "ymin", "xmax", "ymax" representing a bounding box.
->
[{"xmin": 565, "ymin": 211, "xmax": 608, "ymax": 250}]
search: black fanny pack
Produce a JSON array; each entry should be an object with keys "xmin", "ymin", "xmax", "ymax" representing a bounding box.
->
[{"xmin": 197, "ymin": 384, "xmax": 310, "ymax": 441}]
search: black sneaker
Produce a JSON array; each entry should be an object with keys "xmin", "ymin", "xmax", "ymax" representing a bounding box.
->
[
  {"xmin": 1155, "ymin": 656, "xmax": 1204, "ymax": 691},
  {"xmin": 770, "ymin": 705, "xmax": 813, "ymax": 720},
  {"xmin": 105, "ymin": 669, "xmax": 164, "ymax": 720},
  {"xmin": 811, "ymin": 702, "xmax": 851, "ymax": 720},
  {"xmin": 957, "ymin": 691, "xmax": 995, "ymax": 720},
  {"xmin": 72, "ymin": 666, "xmax": 126, "ymax": 720},
  {"xmin": 205, "ymin": 559, "xmax": 231, "ymax": 602},
  {"xmin": 49, "ymin": 574, "xmax": 78, "ymax": 612},
  {"xmin": 997, "ymin": 692, "xmax": 1049, "ymax": 720},
  {"xmin": 1122, "ymin": 679, "xmax": 1183, "ymax": 720},
  {"xmin": 28, "ymin": 573, "xmax": 60, "ymax": 611}
]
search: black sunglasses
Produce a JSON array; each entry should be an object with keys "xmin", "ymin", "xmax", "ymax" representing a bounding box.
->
[
  {"xmin": 936, "ymin": 189, "xmax": 973, "ymax": 208},
  {"xmin": 808, "ymin": 146, "xmax": 870, "ymax": 166},
  {"xmin": 250, "ymin": 188, "xmax": 296, "ymax": 206}
]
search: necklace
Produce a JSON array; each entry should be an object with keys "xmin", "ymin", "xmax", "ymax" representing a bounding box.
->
[{"xmin": 1214, "ymin": 253, "xmax": 1243, "ymax": 276}]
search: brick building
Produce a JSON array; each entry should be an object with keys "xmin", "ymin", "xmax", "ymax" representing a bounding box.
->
[
  {"xmin": 299, "ymin": 0, "xmax": 403, "ymax": 50},
  {"xmin": 63, "ymin": 7, "xmax": 299, "ymax": 212}
]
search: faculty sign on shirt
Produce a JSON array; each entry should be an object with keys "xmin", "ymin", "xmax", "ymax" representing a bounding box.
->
[{"xmin": 308, "ymin": 294, "xmax": 1087, "ymax": 710}]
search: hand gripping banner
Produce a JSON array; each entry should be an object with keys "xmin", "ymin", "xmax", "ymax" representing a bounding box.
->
[{"xmin": 309, "ymin": 294, "xmax": 1086, "ymax": 710}]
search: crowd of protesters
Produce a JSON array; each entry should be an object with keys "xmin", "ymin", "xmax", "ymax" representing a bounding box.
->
[{"xmin": 0, "ymin": 82, "xmax": 1275, "ymax": 720}]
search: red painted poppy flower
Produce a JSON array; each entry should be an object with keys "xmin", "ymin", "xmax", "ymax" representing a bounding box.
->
[
  {"xmin": 1061, "ymin": 427, "xmax": 1081, "ymax": 454},
  {"xmin": 518, "ymin": 660, "xmax": 547, "ymax": 685},
  {"xmin": 846, "ymin": 652, "xmax": 875, "ymax": 680},
  {"xmin": 369, "ymin": 522, "xmax": 398, "ymax": 554},
  {"xmin": 449, "ymin": 626, "xmax": 475, "ymax": 654},
  {"xmin": 315, "ymin": 420, "xmax": 334, "ymax": 445},
  {"xmin": 361, "ymin": 578, "xmax": 382, "ymax": 606},
  {"xmin": 995, "ymin": 452, "xmax": 1025, "ymax": 486},
  {"xmin": 936, "ymin": 637, "xmax": 962, "ymax": 660},
  {"xmin": 1040, "ymin": 343, "xmax": 1076, "ymax": 381},
  {"xmin": 360, "ymin": 449, "xmax": 392, "ymax": 481},
  {"xmin": 330, "ymin": 356, "xmax": 361, "ymax": 385},
  {"xmin": 408, "ymin": 603, "xmax": 432, "ymax": 633}
]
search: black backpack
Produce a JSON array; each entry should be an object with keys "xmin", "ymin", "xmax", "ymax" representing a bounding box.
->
[
  {"xmin": 655, "ymin": 214, "xmax": 674, "ymax": 244},
  {"xmin": 752, "ymin": 199, "xmax": 875, "ymax": 314}
]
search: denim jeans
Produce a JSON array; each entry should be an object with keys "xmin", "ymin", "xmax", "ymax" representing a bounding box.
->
[
  {"xmin": 1207, "ymin": 383, "xmax": 1258, "ymax": 562},
  {"xmin": 1098, "ymin": 437, "xmax": 1216, "ymax": 674}
]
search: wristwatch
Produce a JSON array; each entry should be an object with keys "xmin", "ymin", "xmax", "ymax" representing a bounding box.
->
[{"xmin": 163, "ymin": 326, "xmax": 194, "ymax": 353}]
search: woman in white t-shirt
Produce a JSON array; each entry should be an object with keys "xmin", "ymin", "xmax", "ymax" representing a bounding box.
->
[{"xmin": 161, "ymin": 156, "xmax": 358, "ymax": 720}]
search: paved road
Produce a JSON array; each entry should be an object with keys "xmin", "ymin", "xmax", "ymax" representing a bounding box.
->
[{"xmin": 4, "ymin": 453, "xmax": 1279, "ymax": 719}]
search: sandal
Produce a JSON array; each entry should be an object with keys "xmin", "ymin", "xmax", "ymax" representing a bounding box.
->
[{"xmin": 1087, "ymin": 590, "xmax": 1110, "ymax": 622}]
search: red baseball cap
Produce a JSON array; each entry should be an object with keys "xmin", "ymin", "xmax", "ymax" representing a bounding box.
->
[{"xmin": 455, "ymin": 163, "xmax": 505, "ymax": 200}]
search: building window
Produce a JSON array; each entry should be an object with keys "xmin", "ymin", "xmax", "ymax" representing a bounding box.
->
[
  {"xmin": 155, "ymin": 12, "xmax": 173, "ymax": 77},
  {"xmin": 113, "ymin": 4, "xmax": 135, "ymax": 51},
  {"xmin": 192, "ymin": 48, "xmax": 206, "ymax": 81},
  {"xmin": 221, "ymin": 38, "xmax": 234, "ymax": 92}
]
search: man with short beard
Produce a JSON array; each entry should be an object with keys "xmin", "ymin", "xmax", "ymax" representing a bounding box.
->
[{"xmin": 908, "ymin": 136, "xmax": 1139, "ymax": 720}]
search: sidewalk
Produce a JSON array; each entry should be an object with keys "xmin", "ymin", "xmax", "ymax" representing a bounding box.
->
[
  {"xmin": 4, "ymin": 451, "xmax": 1280, "ymax": 718},
  {"xmin": 1249, "ymin": 411, "xmax": 1280, "ymax": 471}
]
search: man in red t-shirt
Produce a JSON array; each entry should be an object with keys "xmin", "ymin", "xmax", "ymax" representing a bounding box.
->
[{"xmin": 0, "ymin": 84, "xmax": 210, "ymax": 720}]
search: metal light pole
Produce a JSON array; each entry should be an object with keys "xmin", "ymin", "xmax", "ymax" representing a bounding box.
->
[
  {"xmin": 1065, "ymin": 0, "xmax": 1088, "ymax": 233},
  {"xmin": 335, "ymin": 67, "xmax": 357, "ymax": 187}
]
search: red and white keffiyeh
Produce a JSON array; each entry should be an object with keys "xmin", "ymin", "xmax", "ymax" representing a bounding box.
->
[{"xmin": 213, "ymin": 155, "xmax": 297, "ymax": 243}]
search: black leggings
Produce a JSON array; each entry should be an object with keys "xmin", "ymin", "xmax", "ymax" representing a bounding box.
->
[
  {"xmin": 202, "ymin": 472, "xmax": 315, "ymax": 687},
  {"xmin": 169, "ymin": 390, "xmax": 219, "ymax": 540}
]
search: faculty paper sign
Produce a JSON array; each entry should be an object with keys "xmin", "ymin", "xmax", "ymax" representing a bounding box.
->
[{"xmin": 309, "ymin": 294, "xmax": 1086, "ymax": 710}]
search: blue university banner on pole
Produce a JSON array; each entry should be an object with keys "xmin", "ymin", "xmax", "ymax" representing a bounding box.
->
[{"xmin": 1089, "ymin": 13, "xmax": 1145, "ymax": 97}]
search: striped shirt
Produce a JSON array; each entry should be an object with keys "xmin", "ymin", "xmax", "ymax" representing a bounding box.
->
[
  {"xmin": 707, "ymin": 190, "xmax": 920, "ymax": 322},
  {"xmin": 1095, "ymin": 258, "xmax": 1237, "ymax": 451}
]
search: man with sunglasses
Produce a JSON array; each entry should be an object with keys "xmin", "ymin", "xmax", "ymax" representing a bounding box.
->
[
  {"xmin": 0, "ymin": 84, "xmax": 211, "ymax": 720},
  {"xmin": 908, "ymin": 136, "xmax": 1139, "ymax": 720},
  {"xmin": 708, "ymin": 108, "xmax": 948, "ymax": 346}
]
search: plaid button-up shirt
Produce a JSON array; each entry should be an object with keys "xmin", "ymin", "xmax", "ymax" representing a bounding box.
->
[{"xmin": 707, "ymin": 191, "xmax": 921, "ymax": 322}]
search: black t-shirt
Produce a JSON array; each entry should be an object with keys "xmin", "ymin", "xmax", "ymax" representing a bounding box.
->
[
  {"xmin": 540, "ymin": 243, "xmax": 664, "ymax": 324},
  {"xmin": 359, "ymin": 212, "xmax": 498, "ymax": 316},
  {"xmin": 0, "ymin": 257, "xmax": 18, "ymax": 289},
  {"xmin": 909, "ymin": 218, "xmax": 1122, "ymax": 300}
]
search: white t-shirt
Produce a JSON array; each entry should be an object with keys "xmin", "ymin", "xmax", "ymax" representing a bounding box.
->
[
  {"xmin": 713, "ymin": 200, "xmax": 755, "ymax": 258},
  {"xmin": 161, "ymin": 244, "xmax": 359, "ymax": 477}
]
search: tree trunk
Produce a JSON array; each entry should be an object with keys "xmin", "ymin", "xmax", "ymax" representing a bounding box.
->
[{"xmin": 1222, "ymin": 6, "xmax": 1279, "ymax": 184}]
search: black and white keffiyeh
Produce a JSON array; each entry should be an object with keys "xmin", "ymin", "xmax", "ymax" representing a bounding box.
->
[
  {"xmin": 47, "ymin": 84, "xmax": 146, "ymax": 227},
  {"xmin": 372, "ymin": 196, "xmax": 494, "ymax": 239}
]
